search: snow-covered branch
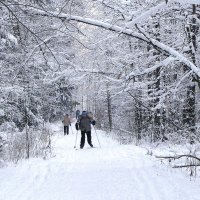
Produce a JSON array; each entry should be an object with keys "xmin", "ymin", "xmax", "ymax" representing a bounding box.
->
[{"xmin": 29, "ymin": 8, "xmax": 200, "ymax": 77}]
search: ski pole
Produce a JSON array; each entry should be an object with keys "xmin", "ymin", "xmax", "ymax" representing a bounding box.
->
[
  {"xmin": 94, "ymin": 126, "xmax": 101, "ymax": 148},
  {"xmin": 70, "ymin": 125, "xmax": 74, "ymax": 134},
  {"xmin": 74, "ymin": 130, "xmax": 78, "ymax": 148}
]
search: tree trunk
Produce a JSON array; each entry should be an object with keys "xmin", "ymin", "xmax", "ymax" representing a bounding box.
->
[
  {"xmin": 182, "ymin": 5, "xmax": 197, "ymax": 137},
  {"xmin": 106, "ymin": 84, "xmax": 112, "ymax": 132}
]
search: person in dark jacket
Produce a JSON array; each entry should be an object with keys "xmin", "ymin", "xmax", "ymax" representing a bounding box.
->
[
  {"xmin": 76, "ymin": 110, "xmax": 80, "ymax": 119},
  {"xmin": 75, "ymin": 111, "xmax": 96, "ymax": 149}
]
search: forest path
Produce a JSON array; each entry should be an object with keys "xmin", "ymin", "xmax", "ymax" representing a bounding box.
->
[{"xmin": 0, "ymin": 122, "xmax": 200, "ymax": 200}]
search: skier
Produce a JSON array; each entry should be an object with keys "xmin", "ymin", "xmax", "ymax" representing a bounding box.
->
[
  {"xmin": 75, "ymin": 111, "xmax": 96, "ymax": 149},
  {"xmin": 76, "ymin": 110, "xmax": 80, "ymax": 119},
  {"xmin": 63, "ymin": 114, "xmax": 71, "ymax": 135}
]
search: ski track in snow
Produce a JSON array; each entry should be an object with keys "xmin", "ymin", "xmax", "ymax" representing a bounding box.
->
[{"xmin": 0, "ymin": 123, "xmax": 200, "ymax": 200}]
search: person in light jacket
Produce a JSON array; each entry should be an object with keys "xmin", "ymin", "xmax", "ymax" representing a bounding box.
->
[{"xmin": 63, "ymin": 114, "xmax": 71, "ymax": 135}]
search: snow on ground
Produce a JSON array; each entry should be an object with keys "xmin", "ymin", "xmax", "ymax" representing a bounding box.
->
[{"xmin": 0, "ymin": 122, "xmax": 200, "ymax": 200}]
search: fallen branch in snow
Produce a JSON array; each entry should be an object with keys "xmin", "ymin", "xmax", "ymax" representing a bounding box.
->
[
  {"xmin": 156, "ymin": 154, "xmax": 200, "ymax": 169},
  {"xmin": 116, "ymin": 128, "xmax": 134, "ymax": 135},
  {"xmin": 156, "ymin": 154, "xmax": 200, "ymax": 162},
  {"xmin": 173, "ymin": 164, "xmax": 200, "ymax": 168}
]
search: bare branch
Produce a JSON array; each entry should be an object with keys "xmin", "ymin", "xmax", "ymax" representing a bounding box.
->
[
  {"xmin": 156, "ymin": 155, "xmax": 200, "ymax": 162},
  {"xmin": 0, "ymin": 0, "xmax": 61, "ymax": 70}
]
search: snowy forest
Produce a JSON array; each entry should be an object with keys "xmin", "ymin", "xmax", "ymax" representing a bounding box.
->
[
  {"xmin": 1, "ymin": 1, "xmax": 200, "ymax": 199},
  {"xmin": 0, "ymin": 0, "xmax": 200, "ymax": 163}
]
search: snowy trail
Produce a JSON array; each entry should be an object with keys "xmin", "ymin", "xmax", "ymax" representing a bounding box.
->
[{"xmin": 0, "ymin": 123, "xmax": 200, "ymax": 200}]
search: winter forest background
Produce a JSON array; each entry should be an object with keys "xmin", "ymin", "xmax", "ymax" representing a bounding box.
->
[{"xmin": 0, "ymin": 0, "xmax": 200, "ymax": 164}]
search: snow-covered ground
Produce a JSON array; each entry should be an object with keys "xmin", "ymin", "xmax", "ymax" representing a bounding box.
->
[{"xmin": 0, "ymin": 123, "xmax": 200, "ymax": 200}]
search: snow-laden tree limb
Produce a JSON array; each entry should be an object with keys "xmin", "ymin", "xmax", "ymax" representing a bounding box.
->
[
  {"xmin": 126, "ymin": 2, "xmax": 167, "ymax": 28},
  {"xmin": 29, "ymin": 8, "xmax": 200, "ymax": 78},
  {"xmin": 46, "ymin": 67, "xmax": 123, "ymax": 85},
  {"xmin": 150, "ymin": 38, "xmax": 200, "ymax": 77},
  {"xmin": 126, "ymin": 57, "xmax": 176, "ymax": 79},
  {"xmin": 127, "ymin": 0, "xmax": 200, "ymax": 28},
  {"xmin": 173, "ymin": 70, "xmax": 193, "ymax": 97}
]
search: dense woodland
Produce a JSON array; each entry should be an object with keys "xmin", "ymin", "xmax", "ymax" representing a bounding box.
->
[{"xmin": 0, "ymin": 0, "xmax": 200, "ymax": 162}]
